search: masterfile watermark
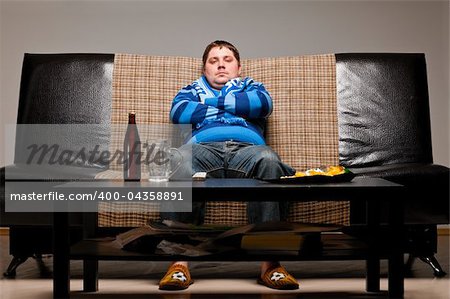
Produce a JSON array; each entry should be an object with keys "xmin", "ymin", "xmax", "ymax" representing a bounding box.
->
[
  {"xmin": 9, "ymin": 190, "xmax": 186, "ymax": 202},
  {"xmin": 5, "ymin": 181, "xmax": 193, "ymax": 212},
  {"xmin": 5, "ymin": 124, "xmax": 192, "ymax": 178},
  {"xmin": 4, "ymin": 124, "xmax": 193, "ymax": 212},
  {"xmin": 25, "ymin": 142, "xmax": 173, "ymax": 169}
]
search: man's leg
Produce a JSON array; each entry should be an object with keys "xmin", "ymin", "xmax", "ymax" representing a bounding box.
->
[
  {"xmin": 159, "ymin": 143, "xmax": 226, "ymax": 290},
  {"xmin": 227, "ymin": 143, "xmax": 299, "ymax": 289},
  {"xmin": 227, "ymin": 144, "xmax": 295, "ymax": 223},
  {"xmin": 161, "ymin": 142, "xmax": 226, "ymax": 224}
]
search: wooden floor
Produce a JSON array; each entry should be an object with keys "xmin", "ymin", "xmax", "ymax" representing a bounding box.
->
[{"xmin": 1, "ymin": 234, "xmax": 449, "ymax": 299}]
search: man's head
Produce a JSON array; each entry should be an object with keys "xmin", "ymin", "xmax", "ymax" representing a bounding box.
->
[{"xmin": 202, "ymin": 40, "xmax": 241, "ymax": 90}]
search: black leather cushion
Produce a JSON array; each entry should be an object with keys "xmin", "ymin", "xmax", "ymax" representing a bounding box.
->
[
  {"xmin": 349, "ymin": 163, "xmax": 448, "ymax": 184},
  {"xmin": 3, "ymin": 164, "xmax": 104, "ymax": 180},
  {"xmin": 336, "ymin": 53, "xmax": 433, "ymax": 167},
  {"xmin": 14, "ymin": 54, "xmax": 114, "ymax": 168},
  {"xmin": 17, "ymin": 53, "xmax": 114, "ymax": 125}
]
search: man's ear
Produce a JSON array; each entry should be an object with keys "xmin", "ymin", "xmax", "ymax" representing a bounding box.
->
[{"xmin": 238, "ymin": 65, "xmax": 242, "ymax": 77}]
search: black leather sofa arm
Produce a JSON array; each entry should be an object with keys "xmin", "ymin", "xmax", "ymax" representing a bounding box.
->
[
  {"xmin": 349, "ymin": 163, "xmax": 449, "ymax": 224},
  {"xmin": 1, "ymin": 164, "xmax": 104, "ymax": 226}
]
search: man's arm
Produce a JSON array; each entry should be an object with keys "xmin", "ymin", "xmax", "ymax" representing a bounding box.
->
[
  {"xmin": 204, "ymin": 78, "xmax": 273, "ymax": 119},
  {"xmin": 170, "ymin": 85, "xmax": 234, "ymax": 124}
]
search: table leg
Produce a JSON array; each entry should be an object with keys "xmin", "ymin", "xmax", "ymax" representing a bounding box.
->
[
  {"xmin": 366, "ymin": 200, "xmax": 380, "ymax": 292},
  {"xmin": 53, "ymin": 212, "xmax": 70, "ymax": 299},
  {"xmin": 389, "ymin": 252, "xmax": 404, "ymax": 298},
  {"xmin": 83, "ymin": 260, "xmax": 98, "ymax": 292},
  {"xmin": 366, "ymin": 256, "xmax": 380, "ymax": 292},
  {"xmin": 388, "ymin": 200, "xmax": 404, "ymax": 298},
  {"xmin": 82, "ymin": 213, "xmax": 98, "ymax": 292}
]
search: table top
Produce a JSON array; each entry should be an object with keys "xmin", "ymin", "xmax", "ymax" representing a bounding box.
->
[
  {"xmin": 193, "ymin": 177, "xmax": 399, "ymax": 188},
  {"xmin": 59, "ymin": 177, "xmax": 403, "ymax": 202},
  {"xmin": 195, "ymin": 177, "xmax": 402, "ymax": 201},
  {"xmin": 61, "ymin": 176, "xmax": 399, "ymax": 187}
]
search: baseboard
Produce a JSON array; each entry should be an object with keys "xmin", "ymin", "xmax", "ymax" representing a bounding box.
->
[{"xmin": 0, "ymin": 227, "xmax": 9, "ymax": 236}]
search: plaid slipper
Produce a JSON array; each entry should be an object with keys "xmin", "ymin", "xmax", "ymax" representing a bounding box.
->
[
  {"xmin": 257, "ymin": 265, "xmax": 299, "ymax": 290},
  {"xmin": 159, "ymin": 263, "xmax": 194, "ymax": 290}
]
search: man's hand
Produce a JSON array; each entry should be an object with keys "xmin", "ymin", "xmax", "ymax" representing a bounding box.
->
[{"xmin": 222, "ymin": 77, "xmax": 245, "ymax": 96}]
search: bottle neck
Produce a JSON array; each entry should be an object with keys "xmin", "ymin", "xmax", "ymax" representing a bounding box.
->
[{"xmin": 129, "ymin": 113, "xmax": 136, "ymax": 124}]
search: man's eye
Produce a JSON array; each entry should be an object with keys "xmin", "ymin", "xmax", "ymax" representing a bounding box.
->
[{"xmin": 209, "ymin": 59, "xmax": 217, "ymax": 64}]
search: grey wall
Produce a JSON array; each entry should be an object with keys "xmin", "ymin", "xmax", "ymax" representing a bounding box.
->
[{"xmin": 1, "ymin": 0, "xmax": 449, "ymax": 166}]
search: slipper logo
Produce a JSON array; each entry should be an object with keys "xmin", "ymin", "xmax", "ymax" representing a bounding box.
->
[
  {"xmin": 270, "ymin": 271, "xmax": 286, "ymax": 281},
  {"xmin": 172, "ymin": 271, "xmax": 187, "ymax": 282}
]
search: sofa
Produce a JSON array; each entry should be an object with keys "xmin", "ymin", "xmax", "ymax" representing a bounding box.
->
[{"xmin": 1, "ymin": 52, "xmax": 449, "ymax": 280}]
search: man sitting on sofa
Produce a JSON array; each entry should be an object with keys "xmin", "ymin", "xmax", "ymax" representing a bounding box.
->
[{"xmin": 159, "ymin": 40, "xmax": 298, "ymax": 290}]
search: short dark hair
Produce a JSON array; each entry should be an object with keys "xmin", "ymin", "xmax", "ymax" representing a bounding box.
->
[{"xmin": 202, "ymin": 40, "xmax": 241, "ymax": 69}]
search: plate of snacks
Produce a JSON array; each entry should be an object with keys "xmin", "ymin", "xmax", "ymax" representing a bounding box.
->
[{"xmin": 267, "ymin": 165, "xmax": 355, "ymax": 184}]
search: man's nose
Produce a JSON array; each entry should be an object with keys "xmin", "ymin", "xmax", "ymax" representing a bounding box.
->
[{"xmin": 218, "ymin": 60, "xmax": 225, "ymax": 69}]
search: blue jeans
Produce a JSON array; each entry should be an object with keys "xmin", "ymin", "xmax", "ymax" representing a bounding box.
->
[{"xmin": 161, "ymin": 141, "xmax": 296, "ymax": 224}]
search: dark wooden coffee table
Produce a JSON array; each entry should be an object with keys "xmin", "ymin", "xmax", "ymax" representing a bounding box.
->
[{"xmin": 53, "ymin": 177, "xmax": 405, "ymax": 298}]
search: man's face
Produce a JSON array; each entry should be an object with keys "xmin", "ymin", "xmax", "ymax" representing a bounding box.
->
[{"xmin": 203, "ymin": 46, "xmax": 241, "ymax": 90}]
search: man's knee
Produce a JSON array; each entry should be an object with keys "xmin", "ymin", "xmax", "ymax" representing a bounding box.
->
[
  {"xmin": 249, "ymin": 145, "xmax": 294, "ymax": 179},
  {"xmin": 254, "ymin": 146, "xmax": 281, "ymax": 164}
]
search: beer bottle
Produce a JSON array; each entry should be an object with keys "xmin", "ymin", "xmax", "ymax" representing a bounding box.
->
[{"xmin": 123, "ymin": 112, "xmax": 141, "ymax": 181}]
